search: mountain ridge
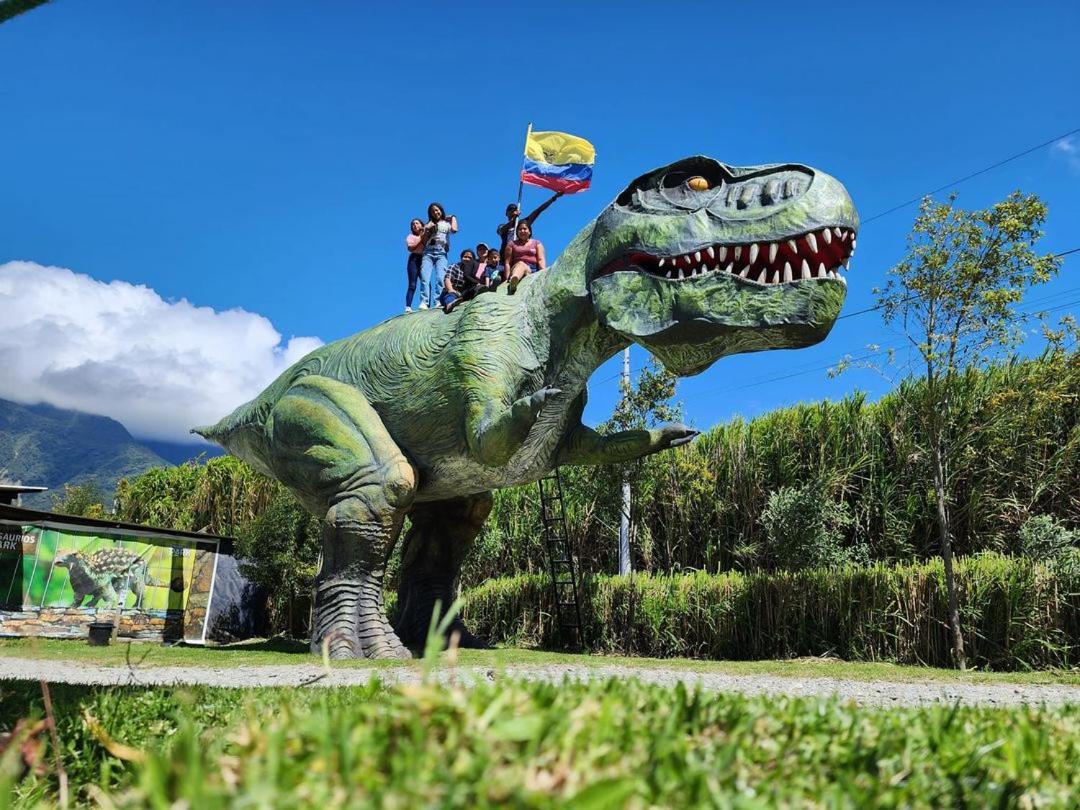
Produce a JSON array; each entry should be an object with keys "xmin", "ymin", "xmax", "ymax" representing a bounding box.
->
[{"xmin": 0, "ymin": 398, "xmax": 173, "ymax": 509}]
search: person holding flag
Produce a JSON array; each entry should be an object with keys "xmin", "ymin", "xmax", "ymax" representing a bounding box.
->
[{"xmin": 497, "ymin": 126, "xmax": 596, "ymax": 262}]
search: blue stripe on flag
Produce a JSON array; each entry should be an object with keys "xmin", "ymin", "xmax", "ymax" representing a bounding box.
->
[{"xmin": 521, "ymin": 158, "xmax": 593, "ymax": 183}]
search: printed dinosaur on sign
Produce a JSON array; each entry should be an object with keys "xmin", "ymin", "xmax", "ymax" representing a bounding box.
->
[
  {"xmin": 54, "ymin": 548, "xmax": 164, "ymax": 609},
  {"xmin": 196, "ymin": 156, "xmax": 859, "ymax": 659}
]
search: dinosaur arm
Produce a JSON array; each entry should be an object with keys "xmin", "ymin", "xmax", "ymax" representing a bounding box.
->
[
  {"xmin": 558, "ymin": 394, "xmax": 699, "ymax": 465},
  {"xmin": 466, "ymin": 386, "xmax": 561, "ymax": 467}
]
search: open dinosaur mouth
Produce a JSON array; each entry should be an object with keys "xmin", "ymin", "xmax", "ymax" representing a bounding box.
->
[{"xmin": 598, "ymin": 226, "xmax": 856, "ymax": 286}]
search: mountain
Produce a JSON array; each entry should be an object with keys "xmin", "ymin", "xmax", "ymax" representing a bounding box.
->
[
  {"xmin": 0, "ymin": 398, "xmax": 171, "ymax": 509},
  {"xmin": 140, "ymin": 439, "xmax": 223, "ymax": 466}
]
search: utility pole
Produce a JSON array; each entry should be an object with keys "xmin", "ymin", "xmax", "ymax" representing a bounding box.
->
[{"xmin": 618, "ymin": 347, "xmax": 632, "ymax": 575}]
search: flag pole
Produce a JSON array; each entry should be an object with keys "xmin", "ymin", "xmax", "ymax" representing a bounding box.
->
[{"xmin": 517, "ymin": 122, "xmax": 532, "ymax": 210}]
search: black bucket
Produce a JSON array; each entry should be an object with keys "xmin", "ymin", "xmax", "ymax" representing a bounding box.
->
[{"xmin": 87, "ymin": 622, "xmax": 114, "ymax": 646}]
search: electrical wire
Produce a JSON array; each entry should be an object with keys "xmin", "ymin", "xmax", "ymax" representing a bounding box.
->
[{"xmin": 860, "ymin": 126, "xmax": 1080, "ymax": 225}]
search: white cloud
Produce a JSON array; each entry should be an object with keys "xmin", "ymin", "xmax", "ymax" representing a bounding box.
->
[
  {"xmin": 0, "ymin": 261, "xmax": 322, "ymax": 442},
  {"xmin": 1051, "ymin": 136, "xmax": 1080, "ymax": 174}
]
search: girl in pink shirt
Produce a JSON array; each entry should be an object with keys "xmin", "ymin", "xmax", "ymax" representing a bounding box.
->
[
  {"xmin": 404, "ymin": 218, "xmax": 425, "ymax": 312},
  {"xmin": 503, "ymin": 220, "xmax": 546, "ymax": 295}
]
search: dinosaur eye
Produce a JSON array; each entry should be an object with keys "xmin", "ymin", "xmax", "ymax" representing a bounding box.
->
[{"xmin": 687, "ymin": 176, "xmax": 709, "ymax": 191}]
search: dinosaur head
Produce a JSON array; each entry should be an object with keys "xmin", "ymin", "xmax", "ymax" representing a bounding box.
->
[
  {"xmin": 587, "ymin": 156, "xmax": 858, "ymax": 375},
  {"xmin": 54, "ymin": 552, "xmax": 84, "ymax": 569}
]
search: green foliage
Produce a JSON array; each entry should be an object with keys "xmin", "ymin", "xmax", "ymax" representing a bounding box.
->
[
  {"xmin": 461, "ymin": 554, "xmax": 1080, "ymax": 670},
  {"xmin": 235, "ymin": 495, "xmax": 320, "ymax": 602},
  {"xmin": 1018, "ymin": 515, "xmax": 1077, "ymax": 561},
  {"xmin": 49, "ymin": 480, "xmax": 110, "ymax": 519},
  {"xmin": 759, "ymin": 482, "xmax": 862, "ymax": 570},
  {"xmin": 474, "ymin": 351, "xmax": 1080, "ymax": 583},
  {"xmin": 5, "ymin": 679, "xmax": 1080, "ymax": 807}
]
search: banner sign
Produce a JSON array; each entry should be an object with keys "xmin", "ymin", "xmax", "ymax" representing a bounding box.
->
[{"xmin": 0, "ymin": 519, "xmax": 220, "ymax": 644}]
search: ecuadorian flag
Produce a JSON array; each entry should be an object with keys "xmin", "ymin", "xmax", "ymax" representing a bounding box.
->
[{"xmin": 521, "ymin": 130, "xmax": 596, "ymax": 194}]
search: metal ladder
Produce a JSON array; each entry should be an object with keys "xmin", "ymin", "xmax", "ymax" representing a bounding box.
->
[{"xmin": 537, "ymin": 468, "xmax": 584, "ymax": 648}]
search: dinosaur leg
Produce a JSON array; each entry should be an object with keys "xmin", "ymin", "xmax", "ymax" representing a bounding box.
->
[
  {"xmin": 395, "ymin": 491, "xmax": 493, "ymax": 650},
  {"xmin": 267, "ymin": 376, "xmax": 417, "ymax": 660}
]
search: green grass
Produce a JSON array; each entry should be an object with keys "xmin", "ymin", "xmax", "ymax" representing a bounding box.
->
[
  {"xmin": 3, "ymin": 678, "xmax": 1079, "ymax": 807},
  {"xmin": 2, "ymin": 637, "xmax": 1079, "ymax": 686}
]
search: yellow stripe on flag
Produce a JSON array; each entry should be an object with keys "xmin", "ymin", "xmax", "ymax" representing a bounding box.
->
[{"xmin": 524, "ymin": 130, "xmax": 596, "ymax": 166}]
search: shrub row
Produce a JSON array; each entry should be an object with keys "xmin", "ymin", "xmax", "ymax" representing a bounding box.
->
[
  {"xmin": 5, "ymin": 680, "xmax": 1080, "ymax": 806},
  {"xmin": 461, "ymin": 553, "xmax": 1080, "ymax": 670}
]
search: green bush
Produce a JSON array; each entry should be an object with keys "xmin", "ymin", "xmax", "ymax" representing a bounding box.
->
[
  {"xmin": 460, "ymin": 554, "xmax": 1080, "ymax": 670},
  {"xmin": 1019, "ymin": 515, "xmax": 1077, "ymax": 560},
  {"xmin": 5, "ymin": 680, "xmax": 1079, "ymax": 807},
  {"xmin": 759, "ymin": 482, "xmax": 863, "ymax": 570}
]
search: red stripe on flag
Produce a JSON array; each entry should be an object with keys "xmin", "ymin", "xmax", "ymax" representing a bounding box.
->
[{"xmin": 521, "ymin": 171, "xmax": 591, "ymax": 194}]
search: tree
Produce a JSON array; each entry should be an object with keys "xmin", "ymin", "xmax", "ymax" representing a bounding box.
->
[
  {"xmin": 876, "ymin": 191, "xmax": 1060, "ymax": 668},
  {"xmin": 51, "ymin": 481, "xmax": 109, "ymax": 519},
  {"xmin": 604, "ymin": 357, "xmax": 683, "ymax": 573}
]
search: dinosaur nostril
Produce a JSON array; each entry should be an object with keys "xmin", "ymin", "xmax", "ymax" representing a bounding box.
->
[{"xmin": 687, "ymin": 176, "xmax": 710, "ymax": 191}]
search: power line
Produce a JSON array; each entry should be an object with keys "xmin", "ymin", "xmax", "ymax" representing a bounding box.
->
[
  {"xmin": 836, "ymin": 247, "xmax": 1080, "ymax": 321},
  {"xmin": 860, "ymin": 126, "xmax": 1080, "ymax": 225}
]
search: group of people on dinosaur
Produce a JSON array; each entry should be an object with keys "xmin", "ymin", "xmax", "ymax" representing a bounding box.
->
[
  {"xmin": 198, "ymin": 155, "xmax": 859, "ymax": 659},
  {"xmin": 403, "ymin": 192, "xmax": 562, "ymax": 313}
]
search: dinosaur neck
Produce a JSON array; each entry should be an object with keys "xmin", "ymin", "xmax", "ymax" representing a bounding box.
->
[{"xmin": 521, "ymin": 220, "xmax": 628, "ymax": 395}]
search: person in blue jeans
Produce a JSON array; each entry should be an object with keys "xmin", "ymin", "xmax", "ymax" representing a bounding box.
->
[
  {"xmin": 403, "ymin": 218, "xmax": 425, "ymax": 312},
  {"xmin": 419, "ymin": 202, "xmax": 458, "ymax": 309}
]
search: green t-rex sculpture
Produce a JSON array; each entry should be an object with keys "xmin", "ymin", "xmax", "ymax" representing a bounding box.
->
[{"xmin": 195, "ymin": 156, "xmax": 859, "ymax": 659}]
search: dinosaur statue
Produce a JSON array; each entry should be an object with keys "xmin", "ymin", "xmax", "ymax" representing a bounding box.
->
[
  {"xmin": 55, "ymin": 548, "xmax": 163, "ymax": 609},
  {"xmin": 196, "ymin": 156, "xmax": 859, "ymax": 659}
]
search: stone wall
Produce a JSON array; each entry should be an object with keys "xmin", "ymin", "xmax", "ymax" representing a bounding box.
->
[{"xmin": 0, "ymin": 606, "xmax": 186, "ymax": 642}]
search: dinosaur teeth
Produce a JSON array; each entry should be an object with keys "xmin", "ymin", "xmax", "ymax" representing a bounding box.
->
[
  {"xmin": 667, "ymin": 269, "xmax": 674, "ymax": 278},
  {"xmin": 748, "ymin": 243, "xmax": 759, "ymax": 264},
  {"xmin": 818, "ymin": 262, "xmax": 827, "ymax": 278},
  {"xmin": 658, "ymin": 258, "xmax": 666, "ymax": 268},
  {"xmin": 805, "ymin": 232, "xmax": 818, "ymax": 253},
  {"xmin": 718, "ymin": 246, "xmax": 727, "ymax": 262},
  {"xmin": 835, "ymin": 227, "xmax": 844, "ymax": 239},
  {"xmin": 734, "ymin": 246, "xmax": 742, "ymax": 261},
  {"xmin": 694, "ymin": 251, "xmax": 701, "ymax": 263},
  {"xmin": 699, "ymin": 264, "xmax": 708, "ymax": 275},
  {"xmin": 785, "ymin": 263, "xmax": 795, "ymax": 283},
  {"xmin": 821, "ymin": 228, "xmax": 832, "ymax": 245},
  {"xmin": 801, "ymin": 262, "xmax": 812, "ymax": 280},
  {"xmin": 787, "ymin": 239, "xmax": 798, "ymax": 254},
  {"xmin": 768, "ymin": 243, "xmax": 778, "ymax": 263},
  {"xmin": 724, "ymin": 262, "xmax": 734, "ymax": 274},
  {"xmin": 740, "ymin": 265, "xmax": 751, "ymax": 278},
  {"xmin": 706, "ymin": 246, "xmax": 715, "ymax": 260}
]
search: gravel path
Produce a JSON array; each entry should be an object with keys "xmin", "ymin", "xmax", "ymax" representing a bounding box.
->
[{"xmin": 3, "ymin": 657, "xmax": 1079, "ymax": 707}]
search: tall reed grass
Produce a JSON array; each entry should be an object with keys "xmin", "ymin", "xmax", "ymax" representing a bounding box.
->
[
  {"xmin": 461, "ymin": 553, "xmax": 1080, "ymax": 670},
  {"xmin": 466, "ymin": 352, "xmax": 1079, "ymax": 585}
]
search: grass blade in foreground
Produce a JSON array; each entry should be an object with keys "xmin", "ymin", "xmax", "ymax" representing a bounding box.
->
[{"xmin": 3, "ymin": 679, "xmax": 1079, "ymax": 807}]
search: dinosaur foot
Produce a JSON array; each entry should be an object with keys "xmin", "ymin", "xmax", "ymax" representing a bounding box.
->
[
  {"xmin": 394, "ymin": 575, "xmax": 488, "ymax": 652},
  {"xmin": 445, "ymin": 621, "xmax": 490, "ymax": 650},
  {"xmin": 311, "ymin": 577, "xmax": 414, "ymax": 660}
]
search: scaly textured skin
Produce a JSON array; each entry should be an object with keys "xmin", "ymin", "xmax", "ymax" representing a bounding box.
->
[
  {"xmin": 55, "ymin": 549, "xmax": 161, "ymax": 608},
  {"xmin": 195, "ymin": 156, "xmax": 859, "ymax": 658}
]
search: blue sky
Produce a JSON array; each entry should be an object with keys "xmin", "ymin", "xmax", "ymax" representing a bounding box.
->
[{"xmin": 2, "ymin": 0, "xmax": 1079, "ymax": 440}]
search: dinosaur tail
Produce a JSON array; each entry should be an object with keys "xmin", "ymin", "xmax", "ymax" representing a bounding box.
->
[{"xmin": 192, "ymin": 398, "xmax": 262, "ymax": 447}]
